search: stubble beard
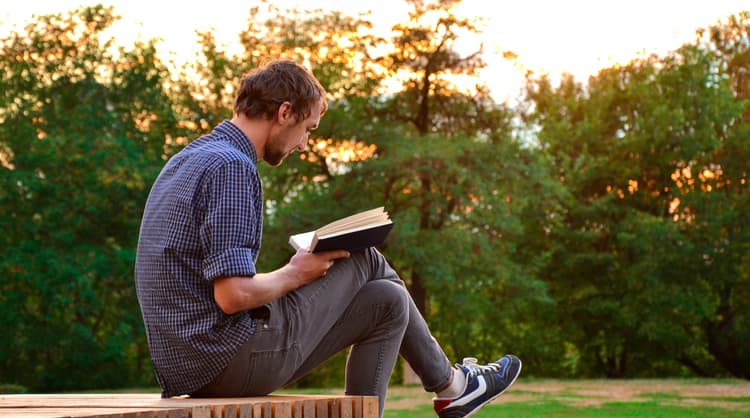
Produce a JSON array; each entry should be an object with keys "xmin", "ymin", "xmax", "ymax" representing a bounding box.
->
[{"xmin": 264, "ymin": 141, "xmax": 288, "ymax": 167}]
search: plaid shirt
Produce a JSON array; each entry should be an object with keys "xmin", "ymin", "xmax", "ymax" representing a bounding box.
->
[{"xmin": 135, "ymin": 120, "xmax": 263, "ymax": 397}]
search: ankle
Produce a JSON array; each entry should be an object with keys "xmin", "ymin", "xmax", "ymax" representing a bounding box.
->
[
  {"xmin": 437, "ymin": 369, "xmax": 454, "ymax": 393},
  {"xmin": 436, "ymin": 367, "xmax": 465, "ymax": 399}
]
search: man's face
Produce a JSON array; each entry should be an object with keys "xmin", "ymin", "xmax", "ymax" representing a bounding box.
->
[{"xmin": 265, "ymin": 100, "xmax": 323, "ymax": 167}]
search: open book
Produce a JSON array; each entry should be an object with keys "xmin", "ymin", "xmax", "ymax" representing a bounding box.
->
[{"xmin": 288, "ymin": 207, "xmax": 394, "ymax": 253}]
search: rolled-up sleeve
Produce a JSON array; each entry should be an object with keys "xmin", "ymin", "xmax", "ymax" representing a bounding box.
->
[{"xmin": 199, "ymin": 160, "xmax": 263, "ymax": 281}]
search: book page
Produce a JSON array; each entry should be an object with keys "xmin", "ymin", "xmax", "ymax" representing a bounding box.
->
[
  {"xmin": 288, "ymin": 207, "xmax": 393, "ymax": 252},
  {"xmin": 317, "ymin": 220, "xmax": 393, "ymax": 239},
  {"xmin": 288, "ymin": 231, "xmax": 315, "ymax": 251},
  {"xmin": 316, "ymin": 207, "xmax": 389, "ymax": 236}
]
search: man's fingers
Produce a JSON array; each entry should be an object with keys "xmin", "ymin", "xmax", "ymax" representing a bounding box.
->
[
  {"xmin": 320, "ymin": 250, "xmax": 351, "ymax": 260},
  {"xmin": 320, "ymin": 251, "xmax": 347, "ymax": 277}
]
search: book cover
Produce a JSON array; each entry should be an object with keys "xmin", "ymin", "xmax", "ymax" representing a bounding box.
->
[{"xmin": 288, "ymin": 207, "xmax": 394, "ymax": 253}]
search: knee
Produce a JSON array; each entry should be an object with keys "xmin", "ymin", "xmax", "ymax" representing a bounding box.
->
[{"xmin": 365, "ymin": 280, "xmax": 410, "ymax": 328}]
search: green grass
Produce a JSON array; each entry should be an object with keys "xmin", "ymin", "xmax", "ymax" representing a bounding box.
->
[
  {"xmin": 381, "ymin": 378, "xmax": 750, "ymax": 418},
  {"xmin": 689, "ymin": 396, "xmax": 750, "ymax": 403},
  {"xmin": 384, "ymin": 401, "xmax": 750, "ymax": 418}
]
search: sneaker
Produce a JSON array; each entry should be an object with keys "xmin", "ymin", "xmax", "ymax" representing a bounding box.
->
[{"xmin": 433, "ymin": 355, "xmax": 522, "ymax": 418}]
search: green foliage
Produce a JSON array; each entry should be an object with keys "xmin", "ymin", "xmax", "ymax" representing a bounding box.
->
[
  {"xmin": 0, "ymin": 5, "xmax": 183, "ymax": 391},
  {"xmin": 2, "ymin": 0, "xmax": 750, "ymax": 393},
  {"xmin": 0, "ymin": 383, "xmax": 28, "ymax": 394},
  {"xmin": 521, "ymin": 11, "xmax": 750, "ymax": 378}
]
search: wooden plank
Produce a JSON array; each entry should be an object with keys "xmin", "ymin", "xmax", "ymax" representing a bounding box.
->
[
  {"xmin": 338, "ymin": 397, "xmax": 352, "ymax": 418},
  {"xmin": 0, "ymin": 394, "xmax": 333, "ymax": 409},
  {"xmin": 328, "ymin": 398, "xmax": 339, "ymax": 418},
  {"xmin": 262, "ymin": 401, "xmax": 273, "ymax": 418},
  {"xmin": 251, "ymin": 402, "xmax": 262, "ymax": 418},
  {"xmin": 161, "ymin": 410, "xmax": 189, "ymax": 418},
  {"xmin": 222, "ymin": 404, "xmax": 238, "ymax": 418},
  {"xmin": 302, "ymin": 399, "xmax": 315, "ymax": 418},
  {"xmin": 238, "ymin": 403, "xmax": 252, "ymax": 418},
  {"xmin": 0, "ymin": 394, "xmax": 378, "ymax": 418},
  {"xmin": 361, "ymin": 397, "xmax": 378, "ymax": 418},
  {"xmin": 272, "ymin": 401, "xmax": 291, "ymax": 418},
  {"xmin": 0, "ymin": 407, "xmax": 187, "ymax": 418},
  {"xmin": 315, "ymin": 399, "xmax": 328, "ymax": 418},
  {"xmin": 351, "ymin": 397, "xmax": 362, "ymax": 418},
  {"xmin": 0, "ymin": 394, "xmax": 276, "ymax": 408},
  {"xmin": 192, "ymin": 404, "xmax": 211, "ymax": 418},
  {"xmin": 290, "ymin": 400, "xmax": 302, "ymax": 418},
  {"xmin": 211, "ymin": 404, "xmax": 223, "ymax": 418}
]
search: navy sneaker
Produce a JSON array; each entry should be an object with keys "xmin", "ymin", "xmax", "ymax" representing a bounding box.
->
[{"xmin": 433, "ymin": 355, "xmax": 522, "ymax": 418}]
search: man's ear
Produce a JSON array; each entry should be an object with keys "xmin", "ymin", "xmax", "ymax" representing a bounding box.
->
[{"xmin": 277, "ymin": 101, "xmax": 293, "ymax": 125}]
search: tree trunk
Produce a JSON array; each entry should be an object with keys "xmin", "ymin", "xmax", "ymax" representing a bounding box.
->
[
  {"xmin": 677, "ymin": 355, "xmax": 710, "ymax": 377},
  {"xmin": 705, "ymin": 321, "xmax": 750, "ymax": 379},
  {"xmin": 410, "ymin": 270, "xmax": 428, "ymax": 317}
]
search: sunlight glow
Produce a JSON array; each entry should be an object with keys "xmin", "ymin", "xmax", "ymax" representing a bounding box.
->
[
  {"xmin": 2, "ymin": 1, "xmax": 747, "ymax": 102},
  {"xmin": 301, "ymin": 138, "xmax": 378, "ymax": 175},
  {"xmin": 0, "ymin": 146, "xmax": 15, "ymax": 169}
]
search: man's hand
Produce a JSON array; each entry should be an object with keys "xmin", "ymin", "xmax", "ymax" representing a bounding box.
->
[
  {"xmin": 287, "ymin": 248, "xmax": 351, "ymax": 286},
  {"xmin": 213, "ymin": 249, "xmax": 350, "ymax": 314}
]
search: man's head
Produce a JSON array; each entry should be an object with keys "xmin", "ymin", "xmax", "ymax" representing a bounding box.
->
[
  {"xmin": 233, "ymin": 59, "xmax": 328, "ymax": 166},
  {"xmin": 234, "ymin": 59, "xmax": 328, "ymax": 122}
]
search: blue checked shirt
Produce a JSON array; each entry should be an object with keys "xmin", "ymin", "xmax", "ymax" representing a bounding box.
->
[{"xmin": 135, "ymin": 120, "xmax": 263, "ymax": 397}]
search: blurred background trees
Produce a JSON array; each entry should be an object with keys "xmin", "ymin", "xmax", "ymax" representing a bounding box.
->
[
  {"xmin": 0, "ymin": 1, "xmax": 748, "ymax": 391},
  {"xmin": 0, "ymin": 5, "xmax": 187, "ymax": 390}
]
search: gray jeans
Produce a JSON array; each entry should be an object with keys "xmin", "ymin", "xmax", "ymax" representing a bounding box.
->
[{"xmin": 191, "ymin": 248, "xmax": 453, "ymax": 417}]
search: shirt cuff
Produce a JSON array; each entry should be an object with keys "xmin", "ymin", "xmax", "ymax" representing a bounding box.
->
[{"xmin": 202, "ymin": 247, "xmax": 257, "ymax": 281}]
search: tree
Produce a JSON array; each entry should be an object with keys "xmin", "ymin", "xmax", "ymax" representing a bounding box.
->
[
  {"xmin": 0, "ymin": 6, "xmax": 183, "ymax": 390},
  {"xmin": 176, "ymin": 0, "xmax": 560, "ymax": 371},
  {"xmin": 364, "ymin": 0, "xmax": 517, "ymax": 320},
  {"xmin": 170, "ymin": 1, "xmax": 385, "ymax": 219},
  {"xmin": 521, "ymin": 16, "xmax": 750, "ymax": 377},
  {"xmin": 378, "ymin": 0, "xmax": 491, "ymax": 137},
  {"xmin": 319, "ymin": 0, "xmax": 559, "ymax": 365},
  {"xmin": 688, "ymin": 11, "xmax": 750, "ymax": 378}
]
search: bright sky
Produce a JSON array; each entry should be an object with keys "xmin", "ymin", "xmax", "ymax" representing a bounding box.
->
[{"xmin": 1, "ymin": 0, "xmax": 748, "ymax": 102}]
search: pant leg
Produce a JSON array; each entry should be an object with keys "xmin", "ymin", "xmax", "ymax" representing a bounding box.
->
[
  {"xmin": 398, "ymin": 291, "xmax": 454, "ymax": 392},
  {"xmin": 284, "ymin": 279, "xmax": 409, "ymax": 416},
  {"xmin": 289, "ymin": 248, "xmax": 453, "ymax": 393},
  {"xmin": 192, "ymin": 248, "xmax": 397, "ymax": 397},
  {"xmin": 192, "ymin": 248, "xmax": 452, "ymax": 401},
  {"xmin": 357, "ymin": 250, "xmax": 454, "ymax": 392}
]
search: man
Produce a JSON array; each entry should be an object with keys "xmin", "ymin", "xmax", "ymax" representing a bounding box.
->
[{"xmin": 135, "ymin": 59, "xmax": 521, "ymax": 418}]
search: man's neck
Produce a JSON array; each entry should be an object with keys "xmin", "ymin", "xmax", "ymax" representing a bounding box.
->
[{"xmin": 230, "ymin": 114, "xmax": 270, "ymax": 161}]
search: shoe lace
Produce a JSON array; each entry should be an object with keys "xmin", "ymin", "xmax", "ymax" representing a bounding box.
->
[{"xmin": 460, "ymin": 357, "xmax": 502, "ymax": 377}]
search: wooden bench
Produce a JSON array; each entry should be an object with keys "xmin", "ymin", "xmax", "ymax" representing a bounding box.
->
[{"xmin": 0, "ymin": 393, "xmax": 379, "ymax": 418}]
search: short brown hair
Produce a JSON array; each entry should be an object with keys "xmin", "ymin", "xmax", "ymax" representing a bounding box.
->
[{"xmin": 234, "ymin": 59, "xmax": 328, "ymax": 123}]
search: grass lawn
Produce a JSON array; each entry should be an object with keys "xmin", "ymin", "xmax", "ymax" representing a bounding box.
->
[{"xmin": 378, "ymin": 378, "xmax": 750, "ymax": 417}]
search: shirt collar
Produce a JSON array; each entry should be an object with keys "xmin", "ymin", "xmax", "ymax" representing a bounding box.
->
[{"xmin": 213, "ymin": 120, "xmax": 258, "ymax": 163}]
